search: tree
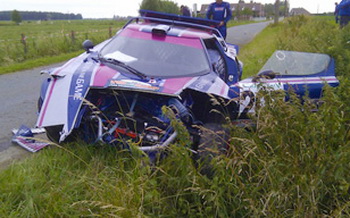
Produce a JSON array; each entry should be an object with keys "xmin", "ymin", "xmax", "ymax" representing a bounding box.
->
[
  {"xmin": 140, "ymin": 0, "xmax": 179, "ymax": 14},
  {"xmin": 264, "ymin": 3, "xmax": 274, "ymax": 18},
  {"xmin": 284, "ymin": 0, "xmax": 289, "ymax": 17},
  {"xmin": 140, "ymin": 0, "xmax": 162, "ymax": 12},
  {"xmin": 242, "ymin": 7, "xmax": 253, "ymax": 16},
  {"xmin": 274, "ymin": 0, "xmax": 280, "ymax": 24},
  {"xmin": 11, "ymin": 10, "xmax": 22, "ymax": 24},
  {"xmin": 161, "ymin": 0, "xmax": 180, "ymax": 14},
  {"xmin": 265, "ymin": 1, "xmax": 288, "ymax": 19}
]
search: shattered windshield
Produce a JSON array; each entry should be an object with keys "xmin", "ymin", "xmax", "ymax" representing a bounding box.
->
[
  {"xmin": 100, "ymin": 29, "xmax": 210, "ymax": 78},
  {"xmin": 258, "ymin": 50, "xmax": 331, "ymax": 76}
]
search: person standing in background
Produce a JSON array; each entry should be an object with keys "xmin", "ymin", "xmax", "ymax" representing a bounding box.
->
[
  {"xmin": 180, "ymin": 5, "xmax": 191, "ymax": 17},
  {"xmin": 206, "ymin": 0, "xmax": 232, "ymax": 39},
  {"xmin": 335, "ymin": 2, "xmax": 339, "ymax": 23},
  {"xmin": 337, "ymin": 0, "xmax": 350, "ymax": 28}
]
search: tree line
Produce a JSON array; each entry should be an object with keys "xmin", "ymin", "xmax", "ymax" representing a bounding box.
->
[
  {"xmin": 2, "ymin": 0, "xmax": 291, "ymax": 24},
  {"xmin": 0, "ymin": 10, "xmax": 83, "ymax": 21},
  {"xmin": 139, "ymin": 0, "xmax": 290, "ymax": 18}
]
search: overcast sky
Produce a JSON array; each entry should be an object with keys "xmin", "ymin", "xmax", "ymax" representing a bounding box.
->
[{"xmin": 0, "ymin": 0, "xmax": 336, "ymax": 19}]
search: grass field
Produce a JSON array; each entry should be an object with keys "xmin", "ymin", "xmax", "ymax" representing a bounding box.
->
[
  {"xmin": 0, "ymin": 19, "xmax": 125, "ymax": 73},
  {"xmin": 1, "ymin": 16, "xmax": 350, "ymax": 216},
  {"xmin": 0, "ymin": 20, "xmax": 122, "ymax": 39}
]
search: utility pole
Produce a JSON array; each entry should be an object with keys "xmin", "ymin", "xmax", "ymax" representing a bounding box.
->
[
  {"xmin": 285, "ymin": 0, "xmax": 289, "ymax": 17},
  {"xmin": 274, "ymin": 0, "xmax": 280, "ymax": 24},
  {"xmin": 193, "ymin": 3, "xmax": 197, "ymax": 17}
]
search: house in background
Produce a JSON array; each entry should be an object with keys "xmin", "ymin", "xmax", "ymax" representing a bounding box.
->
[
  {"xmin": 232, "ymin": 1, "xmax": 265, "ymax": 18},
  {"xmin": 290, "ymin": 8, "xmax": 311, "ymax": 16}
]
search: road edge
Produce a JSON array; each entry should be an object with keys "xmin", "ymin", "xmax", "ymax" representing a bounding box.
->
[{"xmin": 0, "ymin": 145, "xmax": 31, "ymax": 170}]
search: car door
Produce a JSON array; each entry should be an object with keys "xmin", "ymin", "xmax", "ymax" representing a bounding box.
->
[{"xmin": 233, "ymin": 50, "xmax": 339, "ymax": 116}]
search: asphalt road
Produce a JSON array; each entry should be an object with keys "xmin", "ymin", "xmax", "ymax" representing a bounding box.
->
[
  {"xmin": 226, "ymin": 21, "xmax": 273, "ymax": 45},
  {"xmin": 0, "ymin": 21, "xmax": 272, "ymax": 167}
]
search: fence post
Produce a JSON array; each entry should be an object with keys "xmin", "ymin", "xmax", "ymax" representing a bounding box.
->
[
  {"xmin": 21, "ymin": 33, "xmax": 27, "ymax": 54},
  {"xmin": 71, "ymin": 30, "xmax": 76, "ymax": 44},
  {"xmin": 109, "ymin": 27, "xmax": 112, "ymax": 38}
]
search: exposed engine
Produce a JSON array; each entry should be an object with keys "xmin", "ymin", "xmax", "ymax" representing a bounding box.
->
[{"xmin": 74, "ymin": 89, "xmax": 195, "ymax": 150}]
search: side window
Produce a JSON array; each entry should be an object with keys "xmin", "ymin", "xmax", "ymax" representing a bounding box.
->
[{"xmin": 204, "ymin": 39, "xmax": 227, "ymax": 81}]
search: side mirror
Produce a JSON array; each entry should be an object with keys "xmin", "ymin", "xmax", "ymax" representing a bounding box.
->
[{"xmin": 82, "ymin": 40, "xmax": 94, "ymax": 53}]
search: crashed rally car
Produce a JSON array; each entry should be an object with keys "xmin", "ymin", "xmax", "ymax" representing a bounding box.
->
[{"xmin": 36, "ymin": 10, "xmax": 339, "ymax": 155}]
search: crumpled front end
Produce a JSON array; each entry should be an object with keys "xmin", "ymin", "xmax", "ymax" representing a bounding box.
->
[
  {"xmin": 37, "ymin": 50, "xmax": 232, "ymax": 144},
  {"xmin": 36, "ymin": 52, "xmax": 98, "ymax": 142},
  {"xmin": 73, "ymin": 88, "xmax": 195, "ymax": 150}
]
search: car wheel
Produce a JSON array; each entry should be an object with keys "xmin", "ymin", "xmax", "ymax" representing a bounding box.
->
[
  {"xmin": 37, "ymin": 97, "xmax": 65, "ymax": 144},
  {"xmin": 194, "ymin": 123, "xmax": 229, "ymax": 177},
  {"xmin": 37, "ymin": 97, "xmax": 43, "ymax": 113},
  {"xmin": 45, "ymin": 125, "xmax": 63, "ymax": 143}
]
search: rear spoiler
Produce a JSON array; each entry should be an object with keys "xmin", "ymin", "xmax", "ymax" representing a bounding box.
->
[
  {"xmin": 121, "ymin": 10, "xmax": 223, "ymax": 39},
  {"xmin": 139, "ymin": 9, "xmax": 221, "ymax": 28}
]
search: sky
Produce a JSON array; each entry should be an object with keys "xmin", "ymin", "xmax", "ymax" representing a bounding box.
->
[{"xmin": 0, "ymin": 0, "xmax": 337, "ymax": 19}]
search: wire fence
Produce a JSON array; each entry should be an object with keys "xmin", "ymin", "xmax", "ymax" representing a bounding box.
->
[
  {"xmin": 0, "ymin": 28, "xmax": 115, "ymax": 43},
  {"xmin": 0, "ymin": 27, "xmax": 118, "ymax": 66}
]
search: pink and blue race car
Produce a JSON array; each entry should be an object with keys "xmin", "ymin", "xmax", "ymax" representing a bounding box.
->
[{"xmin": 35, "ymin": 10, "xmax": 339, "ymax": 155}]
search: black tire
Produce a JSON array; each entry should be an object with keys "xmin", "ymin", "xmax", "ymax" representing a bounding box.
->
[
  {"xmin": 45, "ymin": 125, "xmax": 63, "ymax": 143},
  {"xmin": 37, "ymin": 97, "xmax": 43, "ymax": 113},
  {"xmin": 204, "ymin": 95, "xmax": 238, "ymax": 124},
  {"xmin": 194, "ymin": 123, "xmax": 229, "ymax": 177}
]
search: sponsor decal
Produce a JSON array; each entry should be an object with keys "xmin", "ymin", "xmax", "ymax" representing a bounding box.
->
[
  {"xmin": 67, "ymin": 62, "xmax": 94, "ymax": 134},
  {"xmin": 239, "ymin": 81, "xmax": 283, "ymax": 90},
  {"xmin": 189, "ymin": 73, "xmax": 218, "ymax": 94},
  {"xmin": 110, "ymin": 79, "xmax": 160, "ymax": 91},
  {"xmin": 12, "ymin": 137, "xmax": 50, "ymax": 152},
  {"xmin": 73, "ymin": 70, "xmax": 87, "ymax": 100},
  {"xmin": 215, "ymin": 7, "xmax": 225, "ymax": 11}
]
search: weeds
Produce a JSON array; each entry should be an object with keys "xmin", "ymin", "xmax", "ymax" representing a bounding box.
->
[{"xmin": 224, "ymin": 84, "xmax": 350, "ymax": 216}]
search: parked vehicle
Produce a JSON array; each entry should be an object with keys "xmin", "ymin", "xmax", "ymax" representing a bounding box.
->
[{"xmin": 36, "ymin": 10, "xmax": 339, "ymax": 157}]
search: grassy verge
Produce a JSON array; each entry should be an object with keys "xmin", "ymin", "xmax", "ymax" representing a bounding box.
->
[
  {"xmin": 0, "ymin": 51, "xmax": 82, "ymax": 75},
  {"xmin": 238, "ymin": 23, "xmax": 282, "ymax": 78},
  {"xmin": 1, "ymin": 16, "xmax": 350, "ymax": 217}
]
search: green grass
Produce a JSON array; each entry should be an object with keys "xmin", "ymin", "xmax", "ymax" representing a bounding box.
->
[
  {"xmin": 0, "ymin": 20, "xmax": 121, "ymax": 39},
  {"xmin": 0, "ymin": 145, "xmax": 150, "ymax": 217},
  {"xmin": 0, "ymin": 20, "xmax": 125, "ymax": 69},
  {"xmin": 1, "ymin": 16, "xmax": 350, "ymax": 216},
  {"xmin": 238, "ymin": 22, "xmax": 282, "ymax": 78},
  {"xmin": 0, "ymin": 51, "xmax": 82, "ymax": 75}
]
